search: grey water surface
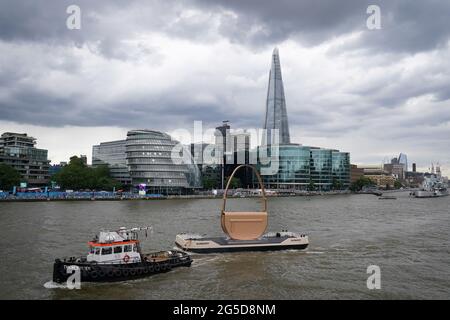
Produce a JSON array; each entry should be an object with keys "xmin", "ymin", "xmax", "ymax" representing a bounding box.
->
[{"xmin": 0, "ymin": 192, "xmax": 448, "ymax": 299}]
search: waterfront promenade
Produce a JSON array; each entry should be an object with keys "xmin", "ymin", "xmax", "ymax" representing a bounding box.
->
[{"xmin": 0, "ymin": 190, "xmax": 357, "ymax": 202}]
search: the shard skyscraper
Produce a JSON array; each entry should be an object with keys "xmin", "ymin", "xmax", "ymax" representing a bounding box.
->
[{"xmin": 263, "ymin": 47, "xmax": 291, "ymax": 145}]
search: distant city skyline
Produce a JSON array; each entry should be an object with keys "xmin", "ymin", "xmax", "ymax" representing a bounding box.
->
[{"xmin": 0, "ymin": 1, "xmax": 449, "ymax": 176}]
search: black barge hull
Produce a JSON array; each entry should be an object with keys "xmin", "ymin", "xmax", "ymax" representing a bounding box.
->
[
  {"xmin": 53, "ymin": 251, "xmax": 192, "ymax": 284},
  {"xmin": 176, "ymin": 242, "xmax": 309, "ymax": 253}
]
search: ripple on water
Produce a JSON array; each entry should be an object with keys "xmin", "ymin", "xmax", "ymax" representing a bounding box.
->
[{"xmin": 0, "ymin": 194, "xmax": 449, "ymax": 299}]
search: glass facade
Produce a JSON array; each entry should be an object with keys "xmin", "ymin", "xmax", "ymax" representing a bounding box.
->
[
  {"xmin": 257, "ymin": 145, "xmax": 350, "ymax": 191},
  {"xmin": 125, "ymin": 130, "xmax": 201, "ymax": 193},
  {"xmin": 310, "ymin": 148, "xmax": 332, "ymax": 190},
  {"xmin": 92, "ymin": 140, "xmax": 131, "ymax": 185},
  {"xmin": 264, "ymin": 48, "xmax": 291, "ymax": 145},
  {"xmin": 331, "ymin": 151, "xmax": 350, "ymax": 189},
  {"xmin": 258, "ymin": 144, "xmax": 311, "ymax": 190}
]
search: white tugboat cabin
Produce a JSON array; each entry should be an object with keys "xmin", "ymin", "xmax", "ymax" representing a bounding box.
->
[
  {"xmin": 87, "ymin": 227, "xmax": 149, "ymax": 264},
  {"xmin": 53, "ymin": 226, "xmax": 192, "ymax": 283}
]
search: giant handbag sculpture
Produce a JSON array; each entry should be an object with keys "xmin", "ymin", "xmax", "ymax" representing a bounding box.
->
[
  {"xmin": 175, "ymin": 165, "xmax": 309, "ymax": 253},
  {"xmin": 221, "ymin": 164, "xmax": 268, "ymax": 240}
]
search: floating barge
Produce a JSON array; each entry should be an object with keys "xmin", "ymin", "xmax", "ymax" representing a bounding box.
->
[
  {"xmin": 176, "ymin": 232, "xmax": 309, "ymax": 253},
  {"xmin": 176, "ymin": 165, "xmax": 309, "ymax": 254}
]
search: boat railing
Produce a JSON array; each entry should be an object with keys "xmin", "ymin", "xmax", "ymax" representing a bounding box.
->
[{"xmin": 263, "ymin": 231, "xmax": 303, "ymax": 238}]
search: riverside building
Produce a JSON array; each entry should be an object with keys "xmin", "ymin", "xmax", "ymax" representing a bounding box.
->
[
  {"xmin": 92, "ymin": 140, "xmax": 131, "ymax": 186},
  {"xmin": 93, "ymin": 130, "xmax": 202, "ymax": 194},
  {"xmin": 0, "ymin": 132, "xmax": 50, "ymax": 187}
]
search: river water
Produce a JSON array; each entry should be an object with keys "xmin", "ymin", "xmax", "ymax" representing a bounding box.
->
[{"xmin": 0, "ymin": 192, "xmax": 449, "ymax": 299}]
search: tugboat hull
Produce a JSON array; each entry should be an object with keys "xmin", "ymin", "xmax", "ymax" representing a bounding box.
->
[{"xmin": 53, "ymin": 251, "xmax": 191, "ymax": 284}]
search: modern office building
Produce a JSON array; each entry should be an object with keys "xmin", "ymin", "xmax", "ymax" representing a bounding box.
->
[
  {"xmin": 398, "ymin": 153, "xmax": 408, "ymax": 172},
  {"xmin": 255, "ymin": 48, "xmax": 350, "ymax": 191},
  {"xmin": 93, "ymin": 130, "xmax": 202, "ymax": 193},
  {"xmin": 92, "ymin": 140, "xmax": 131, "ymax": 186},
  {"xmin": 331, "ymin": 150, "xmax": 351, "ymax": 189},
  {"xmin": 125, "ymin": 129, "xmax": 201, "ymax": 194},
  {"xmin": 258, "ymin": 144, "xmax": 310, "ymax": 190},
  {"xmin": 263, "ymin": 47, "xmax": 291, "ymax": 145},
  {"xmin": 0, "ymin": 132, "xmax": 50, "ymax": 187},
  {"xmin": 258, "ymin": 145, "xmax": 349, "ymax": 191},
  {"xmin": 212, "ymin": 122, "xmax": 254, "ymax": 188}
]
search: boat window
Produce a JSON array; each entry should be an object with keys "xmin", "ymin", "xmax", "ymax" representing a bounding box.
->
[
  {"xmin": 101, "ymin": 247, "xmax": 112, "ymax": 255},
  {"xmin": 113, "ymin": 246, "xmax": 122, "ymax": 254},
  {"xmin": 133, "ymin": 244, "xmax": 138, "ymax": 252},
  {"xmin": 95, "ymin": 248, "xmax": 100, "ymax": 255},
  {"xmin": 124, "ymin": 245, "xmax": 132, "ymax": 252},
  {"xmin": 89, "ymin": 247, "xmax": 95, "ymax": 254}
]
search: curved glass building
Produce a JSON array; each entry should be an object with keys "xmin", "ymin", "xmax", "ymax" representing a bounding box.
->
[{"xmin": 125, "ymin": 130, "xmax": 201, "ymax": 194}]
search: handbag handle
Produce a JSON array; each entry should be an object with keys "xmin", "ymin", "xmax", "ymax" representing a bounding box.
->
[{"xmin": 222, "ymin": 164, "xmax": 267, "ymax": 213}]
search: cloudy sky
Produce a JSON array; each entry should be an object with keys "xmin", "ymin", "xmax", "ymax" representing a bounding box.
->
[{"xmin": 0, "ymin": 0, "xmax": 449, "ymax": 175}]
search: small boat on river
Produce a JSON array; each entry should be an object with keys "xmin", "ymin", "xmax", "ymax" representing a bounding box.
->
[{"xmin": 53, "ymin": 226, "xmax": 192, "ymax": 283}]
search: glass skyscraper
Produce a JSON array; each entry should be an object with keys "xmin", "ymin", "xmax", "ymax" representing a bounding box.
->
[
  {"xmin": 256, "ymin": 48, "xmax": 350, "ymax": 191},
  {"xmin": 263, "ymin": 47, "xmax": 291, "ymax": 145}
]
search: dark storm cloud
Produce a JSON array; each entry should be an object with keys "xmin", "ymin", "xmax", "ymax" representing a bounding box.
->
[
  {"xmin": 3, "ymin": 0, "xmax": 449, "ymax": 54},
  {"xmin": 0, "ymin": 0, "xmax": 450, "ymax": 132},
  {"xmin": 193, "ymin": 0, "xmax": 450, "ymax": 53}
]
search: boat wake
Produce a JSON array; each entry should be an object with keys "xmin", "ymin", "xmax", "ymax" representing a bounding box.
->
[
  {"xmin": 43, "ymin": 281, "xmax": 68, "ymax": 289},
  {"xmin": 306, "ymin": 250, "xmax": 325, "ymax": 254}
]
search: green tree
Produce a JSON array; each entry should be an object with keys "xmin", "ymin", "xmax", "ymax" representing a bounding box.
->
[
  {"xmin": 307, "ymin": 180, "xmax": 316, "ymax": 191},
  {"xmin": 394, "ymin": 180, "xmax": 402, "ymax": 189},
  {"xmin": 53, "ymin": 156, "xmax": 121, "ymax": 191},
  {"xmin": 202, "ymin": 177, "xmax": 217, "ymax": 189},
  {"xmin": 0, "ymin": 163, "xmax": 21, "ymax": 190},
  {"xmin": 349, "ymin": 176, "xmax": 375, "ymax": 192},
  {"xmin": 225, "ymin": 176, "xmax": 241, "ymax": 189},
  {"xmin": 332, "ymin": 177, "xmax": 343, "ymax": 190}
]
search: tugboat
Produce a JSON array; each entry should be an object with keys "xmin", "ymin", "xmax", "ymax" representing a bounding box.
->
[
  {"xmin": 176, "ymin": 165, "xmax": 309, "ymax": 253},
  {"xmin": 53, "ymin": 226, "xmax": 192, "ymax": 283}
]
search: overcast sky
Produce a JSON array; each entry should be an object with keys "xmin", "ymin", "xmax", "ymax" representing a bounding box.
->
[{"xmin": 0, "ymin": 0, "xmax": 449, "ymax": 175}]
